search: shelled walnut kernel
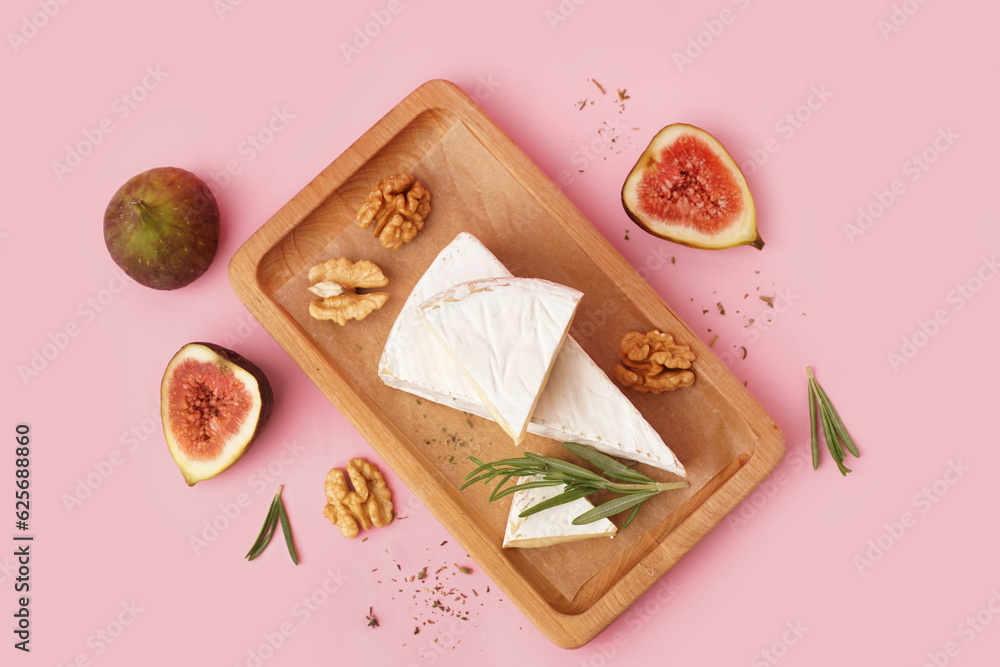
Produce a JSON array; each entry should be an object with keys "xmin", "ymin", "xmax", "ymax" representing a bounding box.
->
[
  {"xmin": 323, "ymin": 458, "xmax": 394, "ymax": 539},
  {"xmin": 614, "ymin": 329, "xmax": 696, "ymax": 394},
  {"xmin": 356, "ymin": 172, "xmax": 431, "ymax": 250},
  {"xmin": 307, "ymin": 257, "xmax": 389, "ymax": 326}
]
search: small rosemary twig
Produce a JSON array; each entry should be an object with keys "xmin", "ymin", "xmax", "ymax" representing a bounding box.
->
[
  {"xmin": 807, "ymin": 366, "xmax": 860, "ymax": 476},
  {"xmin": 460, "ymin": 442, "xmax": 688, "ymax": 528}
]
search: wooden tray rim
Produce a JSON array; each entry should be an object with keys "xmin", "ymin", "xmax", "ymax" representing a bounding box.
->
[{"xmin": 228, "ymin": 79, "xmax": 785, "ymax": 648}]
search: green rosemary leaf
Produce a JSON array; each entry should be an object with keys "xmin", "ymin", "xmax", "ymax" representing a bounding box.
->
[
  {"xmin": 572, "ymin": 491, "xmax": 659, "ymax": 525},
  {"xmin": 246, "ymin": 518, "xmax": 278, "ymax": 561},
  {"xmin": 462, "ymin": 443, "xmax": 689, "ymax": 532},
  {"xmin": 621, "ymin": 502, "xmax": 643, "ymax": 530},
  {"xmin": 807, "ymin": 367, "xmax": 859, "ymax": 475},
  {"xmin": 819, "ymin": 404, "xmax": 843, "ymax": 462},
  {"xmin": 490, "ymin": 478, "xmax": 566, "ymax": 502},
  {"xmin": 246, "ymin": 489, "xmax": 281, "ymax": 561},
  {"xmin": 488, "ymin": 473, "xmax": 522, "ymax": 502},
  {"xmin": 819, "ymin": 403, "xmax": 851, "ymax": 476},
  {"xmin": 808, "ymin": 372, "xmax": 820, "ymax": 470},
  {"xmin": 812, "ymin": 378, "xmax": 860, "ymax": 458},
  {"xmin": 277, "ymin": 494, "xmax": 299, "ymax": 565},
  {"xmin": 523, "ymin": 453, "xmax": 606, "ymax": 482},
  {"xmin": 460, "ymin": 457, "xmax": 542, "ymax": 489},
  {"xmin": 517, "ymin": 487, "xmax": 596, "ymax": 517},
  {"xmin": 561, "ymin": 442, "xmax": 653, "ymax": 484}
]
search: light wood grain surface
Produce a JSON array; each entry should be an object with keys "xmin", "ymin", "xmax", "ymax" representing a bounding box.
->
[{"xmin": 228, "ymin": 79, "xmax": 785, "ymax": 648}]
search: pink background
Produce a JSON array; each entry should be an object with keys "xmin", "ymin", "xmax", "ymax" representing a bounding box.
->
[{"xmin": 4, "ymin": 0, "xmax": 999, "ymax": 664}]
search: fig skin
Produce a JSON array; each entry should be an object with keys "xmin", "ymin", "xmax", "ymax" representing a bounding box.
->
[
  {"xmin": 622, "ymin": 123, "xmax": 762, "ymax": 250},
  {"xmin": 161, "ymin": 342, "xmax": 273, "ymax": 486},
  {"xmin": 104, "ymin": 167, "xmax": 220, "ymax": 290}
]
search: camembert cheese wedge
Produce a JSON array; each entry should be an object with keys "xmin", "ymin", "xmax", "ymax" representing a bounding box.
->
[
  {"xmin": 503, "ymin": 475, "xmax": 617, "ymax": 548},
  {"xmin": 418, "ymin": 277, "xmax": 582, "ymax": 445},
  {"xmin": 378, "ymin": 233, "xmax": 685, "ymax": 476}
]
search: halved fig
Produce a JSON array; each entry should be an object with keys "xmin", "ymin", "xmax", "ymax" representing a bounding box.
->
[
  {"xmin": 622, "ymin": 123, "xmax": 762, "ymax": 250},
  {"xmin": 160, "ymin": 343, "xmax": 273, "ymax": 486}
]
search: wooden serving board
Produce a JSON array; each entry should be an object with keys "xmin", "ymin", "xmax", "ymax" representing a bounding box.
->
[{"xmin": 228, "ymin": 79, "xmax": 785, "ymax": 648}]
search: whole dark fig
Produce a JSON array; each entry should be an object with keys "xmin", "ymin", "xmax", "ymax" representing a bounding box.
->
[{"xmin": 104, "ymin": 167, "xmax": 220, "ymax": 289}]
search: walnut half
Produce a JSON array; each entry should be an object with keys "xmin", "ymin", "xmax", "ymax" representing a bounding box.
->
[
  {"xmin": 614, "ymin": 330, "xmax": 696, "ymax": 394},
  {"xmin": 307, "ymin": 257, "xmax": 388, "ymax": 325},
  {"xmin": 323, "ymin": 458, "xmax": 394, "ymax": 539},
  {"xmin": 356, "ymin": 172, "xmax": 431, "ymax": 250}
]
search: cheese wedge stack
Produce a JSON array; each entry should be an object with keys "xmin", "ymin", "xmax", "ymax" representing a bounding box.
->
[
  {"xmin": 418, "ymin": 277, "xmax": 582, "ymax": 445},
  {"xmin": 379, "ymin": 232, "xmax": 685, "ymax": 476},
  {"xmin": 502, "ymin": 475, "xmax": 617, "ymax": 548}
]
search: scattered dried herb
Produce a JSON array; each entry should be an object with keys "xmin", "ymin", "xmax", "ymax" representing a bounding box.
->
[
  {"xmin": 590, "ymin": 78, "xmax": 606, "ymax": 94},
  {"xmin": 807, "ymin": 366, "xmax": 860, "ymax": 475},
  {"xmin": 456, "ymin": 565, "xmax": 473, "ymax": 574},
  {"xmin": 759, "ymin": 295, "xmax": 774, "ymax": 308},
  {"xmin": 366, "ymin": 607, "xmax": 379, "ymax": 628},
  {"xmin": 717, "ymin": 302, "xmax": 725, "ymax": 315}
]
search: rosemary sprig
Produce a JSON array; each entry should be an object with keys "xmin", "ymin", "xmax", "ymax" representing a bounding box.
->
[
  {"xmin": 807, "ymin": 366, "xmax": 860, "ymax": 476},
  {"xmin": 460, "ymin": 442, "xmax": 688, "ymax": 529},
  {"xmin": 246, "ymin": 485, "xmax": 298, "ymax": 564}
]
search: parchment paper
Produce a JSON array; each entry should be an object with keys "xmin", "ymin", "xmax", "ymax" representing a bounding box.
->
[{"xmin": 271, "ymin": 119, "xmax": 756, "ymax": 602}]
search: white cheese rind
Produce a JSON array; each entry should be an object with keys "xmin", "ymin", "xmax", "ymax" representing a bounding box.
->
[
  {"xmin": 503, "ymin": 475, "xmax": 617, "ymax": 548},
  {"xmin": 378, "ymin": 234, "xmax": 508, "ymax": 419},
  {"xmin": 529, "ymin": 336, "xmax": 685, "ymax": 475},
  {"xmin": 418, "ymin": 277, "xmax": 582, "ymax": 445},
  {"xmin": 378, "ymin": 232, "xmax": 685, "ymax": 476}
]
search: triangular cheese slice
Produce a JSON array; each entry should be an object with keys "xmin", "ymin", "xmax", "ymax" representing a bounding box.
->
[
  {"xmin": 418, "ymin": 277, "xmax": 582, "ymax": 445},
  {"xmin": 503, "ymin": 476, "xmax": 617, "ymax": 548},
  {"xmin": 378, "ymin": 233, "xmax": 685, "ymax": 476}
]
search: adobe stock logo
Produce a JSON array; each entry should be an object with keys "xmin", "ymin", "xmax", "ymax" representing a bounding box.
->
[
  {"xmin": 739, "ymin": 86, "xmax": 833, "ymax": 177},
  {"xmin": 853, "ymin": 459, "xmax": 968, "ymax": 576},
  {"xmin": 18, "ymin": 270, "xmax": 130, "ymax": 386},
  {"xmin": 916, "ymin": 587, "xmax": 1000, "ymax": 667},
  {"xmin": 544, "ymin": 0, "xmax": 589, "ymax": 31},
  {"xmin": 7, "ymin": 0, "xmax": 71, "ymax": 54},
  {"xmin": 207, "ymin": 107, "xmax": 295, "ymax": 193},
  {"xmin": 844, "ymin": 126, "xmax": 958, "ymax": 244},
  {"xmin": 50, "ymin": 66, "xmax": 169, "ymax": 182},
  {"xmin": 877, "ymin": 0, "xmax": 932, "ymax": 40},
  {"xmin": 887, "ymin": 255, "xmax": 997, "ymax": 372},
  {"xmin": 339, "ymin": 0, "xmax": 404, "ymax": 63},
  {"xmin": 672, "ymin": 0, "xmax": 757, "ymax": 73},
  {"xmin": 213, "ymin": 0, "xmax": 248, "ymax": 21},
  {"xmin": 750, "ymin": 620, "xmax": 808, "ymax": 667}
]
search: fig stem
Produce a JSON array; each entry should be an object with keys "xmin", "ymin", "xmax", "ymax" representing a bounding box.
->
[{"xmin": 132, "ymin": 198, "xmax": 163, "ymax": 233}]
